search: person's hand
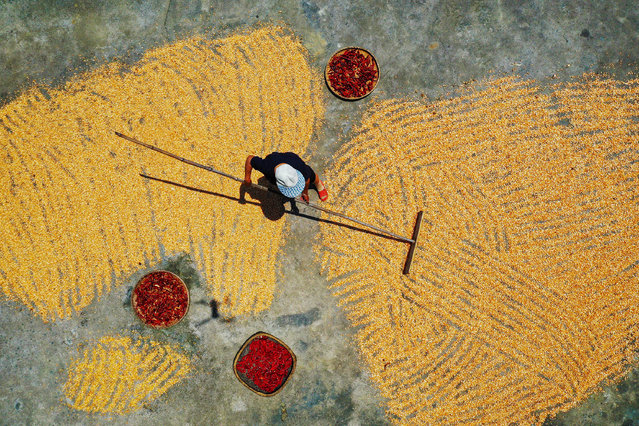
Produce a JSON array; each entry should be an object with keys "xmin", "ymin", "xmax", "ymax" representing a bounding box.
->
[
  {"xmin": 244, "ymin": 177, "xmax": 252, "ymax": 185},
  {"xmin": 301, "ymin": 191, "xmax": 309, "ymax": 203}
]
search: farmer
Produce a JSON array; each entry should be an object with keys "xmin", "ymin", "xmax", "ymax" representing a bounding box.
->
[{"xmin": 244, "ymin": 152, "xmax": 328, "ymax": 203}]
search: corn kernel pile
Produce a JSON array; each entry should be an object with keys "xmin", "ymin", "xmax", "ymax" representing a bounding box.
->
[
  {"xmin": 63, "ymin": 335, "xmax": 191, "ymax": 414},
  {"xmin": 0, "ymin": 26, "xmax": 324, "ymax": 321},
  {"xmin": 316, "ymin": 75, "xmax": 639, "ymax": 424}
]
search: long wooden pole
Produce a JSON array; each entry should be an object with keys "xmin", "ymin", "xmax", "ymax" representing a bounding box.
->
[{"xmin": 114, "ymin": 131, "xmax": 414, "ymax": 243}]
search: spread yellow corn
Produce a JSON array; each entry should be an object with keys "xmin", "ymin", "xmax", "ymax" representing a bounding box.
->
[
  {"xmin": 0, "ymin": 26, "xmax": 324, "ymax": 322},
  {"xmin": 63, "ymin": 335, "xmax": 191, "ymax": 414},
  {"xmin": 316, "ymin": 75, "xmax": 639, "ymax": 424}
]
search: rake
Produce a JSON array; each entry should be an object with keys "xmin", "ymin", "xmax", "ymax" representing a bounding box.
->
[{"xmin": 115, "ymin": 131, "xmax": 424, "ymax": 274}]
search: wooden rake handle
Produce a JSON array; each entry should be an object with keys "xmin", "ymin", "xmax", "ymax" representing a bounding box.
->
[{"xmin": 114, "ymin": 131, "xmax": 415, "ymax": 244}]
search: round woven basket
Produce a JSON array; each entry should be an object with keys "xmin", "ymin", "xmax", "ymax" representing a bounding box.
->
[
  {"xmin": 131, "ymin": 270, "xmax": 190, "ymax": 328},
  {"xmin": 233, "ymin": 332, "xmax": 297, "ymax": 396},
  {"xmin": 325, "ymin": 47, "xmax": 380, "ymax": 101}
]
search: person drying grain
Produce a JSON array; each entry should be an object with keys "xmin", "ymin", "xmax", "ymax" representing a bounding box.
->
[{"xmin": 244, "ymin": 153, "xmax": 328, "ymax": 202}]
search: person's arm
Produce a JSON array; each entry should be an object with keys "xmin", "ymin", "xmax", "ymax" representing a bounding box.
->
[
  {"xmin": 301, "ymin": 178, "xmax": 310, "ymax": 203},
  {"xmin": 244, "ymin": 155, "xmax": 254, "ymax": 184}
]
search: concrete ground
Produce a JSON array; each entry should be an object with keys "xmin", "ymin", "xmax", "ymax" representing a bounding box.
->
[{"xmin": 1, "ymin": 0, "xmax": 639, "ymax": 425}]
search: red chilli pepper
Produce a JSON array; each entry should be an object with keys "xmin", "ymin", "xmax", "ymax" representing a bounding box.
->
[
  {"xmin": 133, "ymin": 272, "xmax": 188, "ymax": 327},
  {"xmin": 236, "ymin": 336, "xmax": 293, "ymax": 393},
  {"xmin": 328, "ymin": 48, "xmax": 378, "ymax": 98}
]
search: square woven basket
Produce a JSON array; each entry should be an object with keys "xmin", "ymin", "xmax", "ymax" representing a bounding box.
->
[{"xmin": 233, "ymin": 332, "xmax": 296, "ymax": 396}]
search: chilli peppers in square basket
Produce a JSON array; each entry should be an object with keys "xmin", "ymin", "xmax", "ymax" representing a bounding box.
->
[{"xmin": 233, "ymin": 332, "xmax": 296, "ymax": 395}]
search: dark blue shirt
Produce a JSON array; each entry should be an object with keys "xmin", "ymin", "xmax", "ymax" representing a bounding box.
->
[{"xmin": 251, "ymin": 152, "xmax": 315, "ymax": 184}]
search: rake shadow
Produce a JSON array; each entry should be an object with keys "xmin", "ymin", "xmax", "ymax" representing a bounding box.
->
[{"xmin": 139, "ymin": 173, "xmax": 404, "ymax": 243}]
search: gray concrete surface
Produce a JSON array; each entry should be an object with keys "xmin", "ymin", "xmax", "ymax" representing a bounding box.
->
[{"xmin": 2, "ymin": 0, "xmax": 639, "ymax": 425}]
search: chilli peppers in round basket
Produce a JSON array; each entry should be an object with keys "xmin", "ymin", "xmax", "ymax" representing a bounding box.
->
[
  {"xmin": 325, "ymin": 47, "xmax": 379, "ymax": 100},
  {"xmin": 233, "ymin": 333, "xmax": 296, "ymax": 395},
  {"xmin": 132, "ymin": 270, "xmax": 189, "ymax": 328}
]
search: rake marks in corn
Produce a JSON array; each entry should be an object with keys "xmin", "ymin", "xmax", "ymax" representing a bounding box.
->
[
  {"xmin": 63, "ymin": 336, "xmax": 191, "ymax": 414},
  {"xmin": 0, "ymin": 26, "xmax": 324, "ymax": 321},
  {"xmin": 317, "ymin": 75, "xmax": 639, "ymax": 423}
]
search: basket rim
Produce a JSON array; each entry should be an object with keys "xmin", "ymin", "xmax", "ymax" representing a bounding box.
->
[
  {"xmin": 324, "ymin": 46, "xmax": 380, "ymax": 101},
  {"xmin": 131, "ymin": 270, "xmax": 190, "ymax": 329},
  {"xmin": 232, "ymin": 331, "xmax": 297, "ymax": 396}
]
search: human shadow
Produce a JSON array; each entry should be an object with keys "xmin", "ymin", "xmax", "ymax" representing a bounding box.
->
[
  {"xmin": 238, "ymin": 176, "xmax": 287, "ymax": 221},
  {"xmin": 139, "ymin": 173, "xmax": 404, "ymax": 243}
]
